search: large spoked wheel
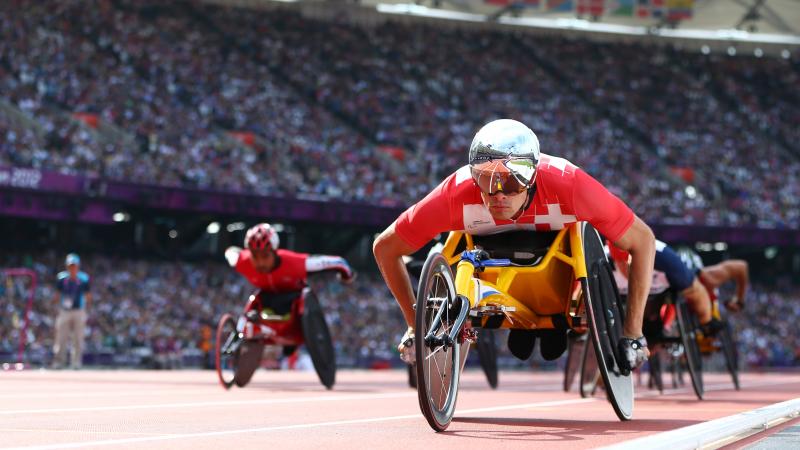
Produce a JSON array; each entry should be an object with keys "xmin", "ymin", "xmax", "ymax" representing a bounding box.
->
[
  {"xmin": 215, "ymin": 314, "xmax": 239, "ymax": 389},
  {"xmin": 581, "ymin": 222, "xmax": 634, "ymax": 421},
  {"xmin": 676, "ymin": 300, "xmax": 704, "ymax": 399},
  {"xmin": 302, "ymin": 290, "xmax": 337, "ymax": 390},
  {"xmin": 563, "ymin": 331, "xmax": 587, "ymax": 392},
  {"xmin": 414, "ymin": 252, "xmax": 464, "ymax": 432},
  {"xmin": 579, "ymin": 333, "xmax": 601, "ymax": 398},
  {"xmin": 476, "ymin": 329, "xmax": 499, "ymax": 389},
  {"xmin": 720, "ymin": 321, "xmax": 740, "ymax": 390}
]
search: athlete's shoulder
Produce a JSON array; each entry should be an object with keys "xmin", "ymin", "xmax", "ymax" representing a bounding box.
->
[
  {"xmin": 78, "ymin": 272, "xmax": 90, "ymax": 283},
  {"xmin": 538, "ymin": 154, "xmax": 579, "ymax": 178},
  {"xmin": 440, "ymin": 165, "xmax": 482, "ymax": 200},
  {"xmin": 57, "ymin": 271, "xmax": 69, "ymax": 281},
  {"xmin": 225, "ymin": 246, "xmax": 244, "ymax": 267},
  {"xmin": 438, "ymin": 165, "xmax": 475, "ymax": 193}
]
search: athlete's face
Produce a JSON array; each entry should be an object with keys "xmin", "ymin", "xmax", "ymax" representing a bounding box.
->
[
  {"xmin": 251, "ymin": 248, "xmax": 277, "ymax": 273},
  {"xmin": 67, "ymin": 264, "xmax": 79, "ymax": 278},
  {"xmin": 480, "ymin": 190, "xmax": 527, "ymax": 221}
]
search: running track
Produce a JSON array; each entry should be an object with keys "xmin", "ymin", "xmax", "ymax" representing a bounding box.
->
[{"xmin": 1, "ymin": 369, "xmax": 798, "ymax": 449}]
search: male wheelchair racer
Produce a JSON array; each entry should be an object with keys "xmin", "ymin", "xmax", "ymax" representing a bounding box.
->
[
  {"xmin": 643, "ymin": 292, "xmax": 740, "ymax": 396},
  {"xmin": 215, "ymin": 287, "xmax": 336, "ymax": 390},
  {"xmin": 413, "ymin": 221, "xmax": 634, "ymax": 431}
]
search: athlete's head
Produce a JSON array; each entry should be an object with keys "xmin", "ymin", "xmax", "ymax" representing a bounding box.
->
[
  {"xmin": 244, "ymin": 223, "xmax": 280, "ymax": 273},
  {"xmin": 65, "ymin": 253, "xmax": 80, "ymax": 277},
  {"xmin": 469, "ymin": 119, "xmax": 540, "ymax": 221}
]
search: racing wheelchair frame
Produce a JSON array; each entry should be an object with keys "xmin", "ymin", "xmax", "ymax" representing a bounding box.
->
[
  {"xmin": 413, "ymin": 222, "xmax": 634, "ymax": 431},
  {"xmin": 215, "ymin": 287, "xmax": 336, "ymax": 390}
]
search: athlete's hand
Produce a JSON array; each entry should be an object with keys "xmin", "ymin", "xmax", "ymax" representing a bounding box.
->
[
  {"xmin": 617, "ymin": 336, "xmax": 648, "ymax": 375},
  {"xmin": 338, "ymin": 270, "xmax": 356, "ymax": 285},
  {"xmin": 724, "ymin": 296, "xmax": 743, "ymax": 312}
]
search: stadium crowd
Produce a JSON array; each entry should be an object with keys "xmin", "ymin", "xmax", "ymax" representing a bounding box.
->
[
  {"xmin": 0, "ymin": 0, "xmax": 797, "ymax": 227},
  {"xmin": 1, "ymin": 251, "xmax": 797, "ymax": 368}
]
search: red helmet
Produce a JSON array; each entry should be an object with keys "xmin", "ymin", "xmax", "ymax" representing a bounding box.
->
[{"xmin": 244, "ymin": 223, "xmax": 279, "ymax": 252}]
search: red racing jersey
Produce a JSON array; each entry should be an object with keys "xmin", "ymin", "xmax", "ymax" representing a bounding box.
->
[
  {"xmin": 225, "ymin": 247, "xmax": 354, "ymax": 293},
  {"xmin": 395, "ymin": 154, "xmax": 635, "ymax": 250},
  {"xmin": 231, "ymin": 248, "xmax": 308, "ymax": 293}
]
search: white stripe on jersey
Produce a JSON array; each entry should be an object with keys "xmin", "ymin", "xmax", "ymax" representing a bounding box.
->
[{"xmin": 306, "ymin": 255, "xmax": 351, "ymax": 274}]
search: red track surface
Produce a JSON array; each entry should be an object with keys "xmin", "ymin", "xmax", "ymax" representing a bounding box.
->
[{"xmin": 1, "ymin": 369, "xmax": 798, "ymax": 449}]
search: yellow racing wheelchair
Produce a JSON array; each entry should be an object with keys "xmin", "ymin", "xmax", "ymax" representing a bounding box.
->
[{"xmin": 412, "ymin": 222, "xmax": 633, "ymax": 431}]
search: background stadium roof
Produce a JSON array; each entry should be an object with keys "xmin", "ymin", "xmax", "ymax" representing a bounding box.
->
[{"xmin": 202, "ymin": 0, "xmax": 800, "ymax": 48}]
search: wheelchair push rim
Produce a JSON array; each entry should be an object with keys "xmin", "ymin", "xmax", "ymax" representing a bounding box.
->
[
  {"xmin": 302, "ymin": 290, "xmax": 337, "ymax": 390},
  {"xmin": 581, "ymin": 222, "xmax": 634, "ymax": 421},
  {"xmin": 676, "ymin": 300, "xmax": 704, "ymax": 399},
  {"xmin": 215, "ymin": 313, "xmax": 239, "ymax": 389},
  {"xmin": 414, "ymin": 252, "xmax": 463, "ymax": 432}
]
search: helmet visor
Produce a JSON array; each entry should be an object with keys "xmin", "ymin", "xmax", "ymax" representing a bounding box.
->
[{"xmin": 470, "ymin": 158, "xmax": 536, "ymax": 195}]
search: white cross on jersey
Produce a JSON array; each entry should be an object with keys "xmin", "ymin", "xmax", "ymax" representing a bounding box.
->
[
  {"xmin": 544, "ymin": 156, "xmax": 574, "ymax": 175},
  {"xmin": 534, "ymin": 203, "xmax": 577, "ymax": 230}
]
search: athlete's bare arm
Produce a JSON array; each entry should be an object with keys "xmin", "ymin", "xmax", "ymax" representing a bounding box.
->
[
  {"xmin": 702, "ymin": 260, "xmax": 749, "ymax": 311},
  {"xmin": 373, "ymin": 222, "xmax": 419, "ymax": 327},
  {"xmin": 612, "ymin": 215, "xmax": 655, "ymax": 340}
]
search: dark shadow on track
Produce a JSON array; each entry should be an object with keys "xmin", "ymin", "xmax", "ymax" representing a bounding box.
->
[{"xmin": 446, "ymin": 417, "xmax": 699, "ymax": 442}]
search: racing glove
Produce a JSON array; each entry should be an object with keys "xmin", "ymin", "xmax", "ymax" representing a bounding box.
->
[
  {"xmin": 337, "ymin": 270, "xmax": 356, "ymax": 285},
  {"xmin": 397, "ymin": 326, "xmax": 415, "ymax": 365},
  {"xmin": 617, "ymin": 336, "xmax": 648, "ymax": 375}
]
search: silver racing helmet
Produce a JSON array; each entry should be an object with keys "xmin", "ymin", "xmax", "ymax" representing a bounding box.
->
[{"xmin": 468, "ymin": 119, "xmax": 541, "ymax": 195}]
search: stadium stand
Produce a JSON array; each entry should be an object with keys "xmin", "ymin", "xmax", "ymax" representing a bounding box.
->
[{"xmin": 1, "ymin": 0, "xmax": 798, "ymax": 226}]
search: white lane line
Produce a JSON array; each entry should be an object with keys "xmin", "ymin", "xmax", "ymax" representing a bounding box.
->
[
  {"xmin": 0, "ymin": 383, "xmax": 564, "ymax": 415},
  {"xmin": 0, "ymin": 392, "xmax": 416, "ymax": 415},
  {"xmin": 0, "ymin": 429, "xmax": 181, "ymax": 438},
  {"xmin": 0, "ymin": 390, "xmax": 214, "ymax": 400},
  {"xmin": 4, "ymin": 379, "xmax": 798, "ymax": 450},
  {"xmin": 1, "ymin": 397, "xmax": 597, "ymax": 450},
  {"xmin": 601, "ymin": 397, "xmax": 800, "ymax": 450}
]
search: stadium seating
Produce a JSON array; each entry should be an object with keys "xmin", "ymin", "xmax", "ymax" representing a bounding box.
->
[{"xmin": 0, "ymin": 0, "xmax": 797, "ymax": 226}]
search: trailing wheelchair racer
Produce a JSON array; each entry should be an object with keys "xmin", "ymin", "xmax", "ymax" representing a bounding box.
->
[
  {"xmin": 215, "ymin": 287, "xmax": 336, "ymax": 389},
  {"xmin": 215, "ymin": 222, "xmax": 354, "ymax": 391}
]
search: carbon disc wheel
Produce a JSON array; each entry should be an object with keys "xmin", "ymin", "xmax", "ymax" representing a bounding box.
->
[
  {"xmin": 581, "ymin": 222, "xmax": 634, "ymax": 421},
  {"xmin": 302, "ymin": 290, "xmax": 337, "ymax": 390}
]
